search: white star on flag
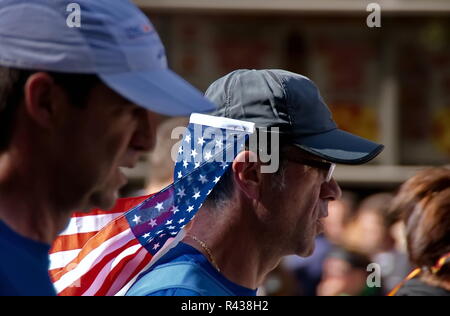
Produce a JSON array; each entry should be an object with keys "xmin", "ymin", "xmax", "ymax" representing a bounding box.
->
[
  {"xmin": 213, "ymin": 176, "xmax": 221, "ymax": 184},
  {"xmin": 171, "ymin": 207, "xmax": 180, "ymax": 214},
  {"xmin": 132, "ymin": 215, "xmax": 141, "ymax": 225},
  {"xmin": 197, "ymin": 137, "xmax": 205, "ymax": 146},
  {"xmin": 177, "ymin": 189, "xmax": 186, "ymax": 198},
  {"xmin": 195, "ymin": 162, "xmax": 200, "ymax": 168},
  {"xmin": 178, "ymin": 218, "xmax": 185, "ymax": 224},
  {"xmin": 142, "ymin": 233, "xmax": 151, "ymax": 239},
  {"xmin": 193, "ymin": 191, "xmax": 201, "ymax": 200},
  {"xmin": 215, "ymin": 139, "xmax": 223, "ymax": 148},
  {"xmin": 155, "ymin": 202, "xmax": 164, "ymax": 212},
  {"xmin": 165, "ymin": 220, "xmax": 173, "ymax": 225},
  {"xmin": 148, "ymin": 219, "xmax": 157, "ymax": 227},
  {"xmin": 204, "ymin": 151, "xmax": 213, "ymax": 160},
  {"xmin": 220, "ymin": 162, "xmax": 228, "ymax": 169},
  {"xmin": 177, "ymin": 171, "xmax": 183, "ymax": 179},
  {"xmin": 191, "ymin": 149, "xmax": 198, "ymax": 159},
  {"xmin": 153, "ymin": 243, "xmax": 160, "ymax": 250},
  {"xmin": 183, "ymin": 160, "xmax": 189, "ymax": 168},
  {"xmin": 199, "ymin": 174, "xmax": 208, "ymax": 184},
  {"xmin": 168, "ymin": 226, "xmax": 176, "ymax": 230},
  {"xmin": 178, "ymin": 146, "xmax": 183, "ymax": 154},
  {"xmin": 187, "ymin": 205, "xmax": 194, "ymax": 213},
  {"xmin": 185, "ymin": 135, "xmax": 191, "ymax": 143}
]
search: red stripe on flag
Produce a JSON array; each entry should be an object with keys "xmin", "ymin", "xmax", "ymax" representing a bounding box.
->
[
  {"xmin": 50, "ymin": 216, "xmax": 130, "ymax": 283},
  {"xmin": 57, "ymin": 239, "xmax": 140, "ymax": 296},
  {"xmin": 50, "ymin": 232, "xmax": 98, "ymax": 254}
]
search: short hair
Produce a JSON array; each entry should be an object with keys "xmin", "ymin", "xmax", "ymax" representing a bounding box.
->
[
  {"xmin": 0, "ymin": 66, "xmax": 100, "ymax": 151},
  {"xmin": 204, "ymin": 133, "xmax": 292, "ymax": 210},
  {"xmin": 389, "ymin": 168, "xmax": 450, "ymax": 278}
]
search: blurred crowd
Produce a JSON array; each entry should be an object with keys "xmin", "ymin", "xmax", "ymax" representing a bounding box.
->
[{"xmin": 263, "ymin": 191, "xmax": 410, "ymax": 296}]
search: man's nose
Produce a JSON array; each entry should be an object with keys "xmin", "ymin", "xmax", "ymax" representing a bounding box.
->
[
  {"xmin": 130, "ymin": 109, "xmax": 161, "ymax": 152},
  {"xmin": 320, "ymin": 178, "xmax": 342, "ymax": 202}
]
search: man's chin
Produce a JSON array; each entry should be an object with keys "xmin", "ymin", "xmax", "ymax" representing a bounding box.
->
[{"xmin": 88, "ymin": 190, "xmax": 120, "ymax": 211}]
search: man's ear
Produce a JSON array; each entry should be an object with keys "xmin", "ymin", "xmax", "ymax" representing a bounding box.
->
[
  {"xmin": 24, "ymin": 72, "xmax": 56, "ymax": 128},
  {"xmin": 232, "ymin": 151, "xmax": 262, "ymax": 200}
]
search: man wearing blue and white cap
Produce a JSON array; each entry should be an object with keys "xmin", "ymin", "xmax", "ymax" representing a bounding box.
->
[
  {"xmin": 0, "ymin": 0, "xmax": 215, "ymax": 295},
  {"xmin": 127, "ymin": 70, "xmax": 384, "ymax": 296}
]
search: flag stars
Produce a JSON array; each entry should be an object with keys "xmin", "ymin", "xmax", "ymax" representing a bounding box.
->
[
  {"xmin": 194, "ymin": 162, "xmax": 200, "ymax": 168},
  {"xmin": 213, "ymin": 176, "xmax": 221, "ymax": 184},
  {"xmin": 132, "ymin": 215, "xmax": 142, "ymax": 225},
  {"xmin": 148, "ymin": 219, "xmax": 157, "ymax": 227},
  {"xmin": 177, "ymin": 188, "xmax": 186, "ymax": 198},
  {"xmin": 142, "ymin": 233, "xmax": 151, "ymax": 239},
  {"xmin": 171, "ymin": 207, "xmax": 180, "ymax": 214},
  {"xmin": 187, "ymin": 205, "xmax": 194, "ymax": 213},
  {"xmin": 185, "ymin": 135, "xmax": 191, "ymax": 143},
  {"xmin": 168, "ymin": 225, "xmax": 176, "ymax": 230},
  {"xmin": 191, "ymin": 149, "xmax": 198, "ymax": 159},
  {"xmin": 178, "ymin": 218, "xmax": 185, "ymax": 224},
  {"xmin": 220, "ymin": 162, "xmax": 229, "ymax": 169},
  {"xmin": 204, "ymin": 151, "xmax": 213, "ymax": 160},
  {"xmin": 153, "ymin": 243, "xmax": 160, "ymax": 250},
  {"xmin": 193, "ymin": 191, "xmax": 201, "ymax": 200},
  {"xmin": 178, "ymin": 146, "xmax": 183, "ymax": 155},
  {"xmin": 177, "ymin": 171, "xmax": 183, "ymax": 179},
  {"xmin": 165, "ymin": 220, "xmax": 173, "ymax": 225},
  {"xmin": 155, "ymin": 202, "xmax": 164, "ymax": 212},
  {"xmin": 199, "ymin": 174, "xmax": 208, "ymax": 184},
  {"xmin": 183, "ymin": 160, "xmax": 189, "ymax": 168},
  {"xmin": 197, "ymin": 137, "xmax": 205, "ymax": 146},
  {"xmin": 215, "ymin": 139, "xmax": 223, "ymax": 149}
]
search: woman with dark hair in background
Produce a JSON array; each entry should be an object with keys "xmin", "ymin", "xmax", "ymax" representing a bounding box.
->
[{"xmin": 389, "ymin": 168, "xmax": 450, "ymax": 296}]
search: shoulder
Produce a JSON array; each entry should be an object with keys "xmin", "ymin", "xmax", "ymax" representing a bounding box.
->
[
  {"xmin": 396, "ymin": 279, "xmax": 450, "ymax": 296},
  {"xmin": 146, "ymin": 288, "xmax": 202, "ymax": 296},
  {"xmin": 126, "ymin": 260, "xmax": 233, "ymax": 296}
]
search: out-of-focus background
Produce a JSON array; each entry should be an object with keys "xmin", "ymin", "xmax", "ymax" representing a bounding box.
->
[{"xmin": 123, "ymin": 0, "xmax": 450, "ymax": 295}]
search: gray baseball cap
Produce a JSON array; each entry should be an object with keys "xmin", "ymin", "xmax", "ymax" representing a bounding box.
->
[
  {"xmin": 0, "ymin": 0, "xmax": 216, "ymax": 116},
  {"xmin": 205, "ymin": 69, "xmax": 384, "ymax": 164}
]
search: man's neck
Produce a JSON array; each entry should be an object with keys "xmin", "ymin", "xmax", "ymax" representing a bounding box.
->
[
  {"xmin": 0, "ymin": 153, "xmax": 69, "ymax": 244},
  {"xmin": 184, "ymin": 207, "xmax": 283, "ymax": 290}
]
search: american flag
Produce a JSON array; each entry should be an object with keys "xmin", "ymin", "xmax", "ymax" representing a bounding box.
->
[{"xmin": 49, "ymin": 114, "xmax": 255, "ymax": 296}]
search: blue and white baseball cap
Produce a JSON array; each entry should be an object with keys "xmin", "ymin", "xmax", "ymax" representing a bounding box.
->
[{"xmin": 0, "ymin": 0, "xmax": 216, "ymax": 116}]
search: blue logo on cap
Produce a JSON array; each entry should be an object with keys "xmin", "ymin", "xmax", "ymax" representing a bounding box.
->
[{"xmin": 125, "ymin": 24, "xmax": 154, "ymax": 39}]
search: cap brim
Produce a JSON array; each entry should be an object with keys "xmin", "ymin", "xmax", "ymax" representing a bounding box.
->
[
  {"xmin": 293, "ymin": 128, "xmax": 384, "ymax": 165},
  {"xmin": 100, "ymin": 69, "xmax": 216, "ymax": 116}
]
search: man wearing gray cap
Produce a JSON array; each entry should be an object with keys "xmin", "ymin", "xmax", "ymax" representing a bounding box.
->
[
  {"xmin": 126, "ymin": 69, "xmax": 384, "ymax": 296},
  {"xmin": 0, "ymin": 0, "xmax": 215, "ymax": 295}
]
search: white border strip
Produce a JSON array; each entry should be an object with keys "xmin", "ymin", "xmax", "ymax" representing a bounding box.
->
[{"xmin": 189, "ymin": 113, "xmax": 255, "ymax": 134}]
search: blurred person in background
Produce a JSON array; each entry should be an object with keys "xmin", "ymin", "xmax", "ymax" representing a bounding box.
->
[
  {"xmin": 323, "ymin": 191, "xmax": 357, "ymax": 246},
  {"xmin": 344, "ymin": 193, "xmax": 411, "ymax": 293},
  {"xmin": 317, "ymin": 247, "xmax": 382, "ymax": 296},
  {"xmin": 145, "ymin": 117, "xmax": 189, "ymax": 194},
  {"xmin": 389, "ymin": 168, "xmax": 450, "ymax": 296},
  {"xmin": 127, "ymin": 117, "xmax": 189, "ymax": 197}
]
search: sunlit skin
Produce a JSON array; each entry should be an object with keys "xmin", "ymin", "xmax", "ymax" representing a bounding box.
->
[
  {"xmin": 0, "ymin": 72, "xmax": 158, "ymax": 244},
  {"xmin": 184, "ymin": 148, "xmax": 341, "ymax": 289}
]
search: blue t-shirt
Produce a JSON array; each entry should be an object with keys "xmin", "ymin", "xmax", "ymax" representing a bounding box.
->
[
  {"xmin": 126, "ymin": 242, "xmax": 257, "ymax": 296},
  {"xmin": 0, "ymin": 221, "xmax": 56, "ymax": 296}
]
